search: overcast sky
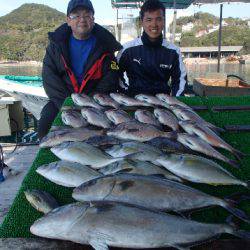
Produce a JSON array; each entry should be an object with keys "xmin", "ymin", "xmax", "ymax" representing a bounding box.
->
[{"xmin": 0, "ymin": 0, "xmax": 249, "ymax": 25}]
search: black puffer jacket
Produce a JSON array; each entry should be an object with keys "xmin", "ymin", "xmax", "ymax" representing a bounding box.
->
[{"xmin": 42, "ymin": 23, "xmax": 122, "ymax": 109}]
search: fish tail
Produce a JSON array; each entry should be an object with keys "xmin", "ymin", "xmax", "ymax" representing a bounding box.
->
[
  {"xmin": 225, "ymin": 201, "xmax": 250, "ymax": 223},
  {"xmin": 233, "ymin": 230, "xmax": 250, "ymax": 239},
  {"xmin": 228, "ymin": 159, "xmax": 240, "ymax": 169},
  {"xmin": 225, "ymin": 192, "xmax": 250, "ymax": 202},
  {"xmin": 213, "ymin": 126, "xmax": 225, "ymax": 133},
  {"xmin": 247, "ymin": 181, "xmax": 250, "ymax": 189},
  {"xmin": 232, "ymin": 148, "xmax": 246, "ymax": 161}
]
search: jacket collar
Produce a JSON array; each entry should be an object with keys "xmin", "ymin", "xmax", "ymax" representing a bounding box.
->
[
  {"xmin": 48, "ymin": 23, "xmax": 122, "ymax": 52},
  {"xmin": 141, "ymin": 31, "xmax": 163, "ymax": 48}
]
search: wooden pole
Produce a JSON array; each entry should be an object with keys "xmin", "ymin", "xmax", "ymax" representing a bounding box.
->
[{"xmin": 217, "ymin": 4, "xmax": 223, "ymax": 73}]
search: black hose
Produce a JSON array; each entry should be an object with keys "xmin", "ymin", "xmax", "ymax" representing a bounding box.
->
[
  {"xmin": 227, "ymin": 74, "xmax": 249, "ymax": 84},
  {"xmin": 0, "ymin": 144, "xmax": 4, "ymax": 170},
  {"xmin": 3, "ymin": 118, "xmax": 39, "ymax": 154}
]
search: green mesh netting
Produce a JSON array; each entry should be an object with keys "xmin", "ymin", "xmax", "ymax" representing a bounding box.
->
[{"xmin": 0, "ymin": 96, "xmax": 249, "ymax": 238}]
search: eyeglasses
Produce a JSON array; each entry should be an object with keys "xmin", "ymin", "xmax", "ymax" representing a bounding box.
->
[{"xmin": 68, "ymin": 14, "xmax": 93, "ymax": 21}]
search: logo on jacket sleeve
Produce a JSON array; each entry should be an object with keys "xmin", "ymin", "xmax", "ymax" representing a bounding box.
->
[{"xmin": 111, "ymin": 61, "xmax": 119, "ymax": 70}]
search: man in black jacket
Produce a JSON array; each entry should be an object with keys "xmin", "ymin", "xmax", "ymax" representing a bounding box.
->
[
  {"xmin": 38, "ymin": 0, "xmax": 122, "ymax": 139},
  {"xmin": 117, "ymin": 0, "xmax": 187, "ymax": 97}
]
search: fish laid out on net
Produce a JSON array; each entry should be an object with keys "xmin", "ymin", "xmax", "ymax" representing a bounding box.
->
[{"xmin": 31, "ymin": 92, "xmax": 249, "ymax": 249}]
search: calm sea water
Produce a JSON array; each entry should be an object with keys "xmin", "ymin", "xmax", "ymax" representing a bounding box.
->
[{"xmin": 0, "ymin": 63, "xmax": 249, "ymax": 83}]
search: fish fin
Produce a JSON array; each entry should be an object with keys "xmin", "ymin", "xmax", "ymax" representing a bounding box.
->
[
  {"xmin": 225, "ymin": 192, "xmax": 250, "ymax": 203},
  {"xmin": 127, "ymin": 128, "xmax": 140, "ymax": 133},
  {"xmin": 225, "ymin": 215, "xmax": 239, "ymax": 228},
  {"xmin": 115, "ymin": 168, "xmax": 134, "ymax": 174},
  {"xmin": 148, "ymin": 174, "xmax": 166, "ymax": 178},
  {"xmin": 89, "ymin": 239, "xmax": 109, "ymax": 250},
  {"xmin": 232, "ymin": 149, "xmax": 246, "ymax": 161},
  {"xmin": 173, "ymin": 210, "xmax": 191, "ymax": 220},
  {"xmin": 224, "ymin": 200, "xmax": 250, "ymax": 223},
  {"xmin": 50, "ymin": 125, "xmax": 70, "ymax": 131},
  {"xmin": 182, "ymin": 211, "xmax": 193, "ymax": 220},
  {"xmin": 170, "ymin": 244, "xmax": 190, "ymax": 250}
]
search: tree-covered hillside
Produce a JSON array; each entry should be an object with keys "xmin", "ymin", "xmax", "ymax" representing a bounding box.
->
[
  {"xmin": 171, "ymin": 12, "xmax": 250, "ymax": 53},
  {"xmin": 181, "ymin": 26, "xmax": 250, "ymax": 52},
  {"xmin": 0, "ymin": 6, "xmax": 249, "ymax": 62},
  {"xmin": 0, "ymin": 4, "xmax": 66, "ymax": 61}
]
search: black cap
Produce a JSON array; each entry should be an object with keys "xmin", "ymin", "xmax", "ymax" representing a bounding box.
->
[{"xmin": 67, "ymin": 0, "xmax": 94, "ymax": 16}]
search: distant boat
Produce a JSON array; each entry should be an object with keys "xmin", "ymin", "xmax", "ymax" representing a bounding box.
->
[{"xmin": 0, "ymin": 75, "xmax": 48, "ymax": 120}]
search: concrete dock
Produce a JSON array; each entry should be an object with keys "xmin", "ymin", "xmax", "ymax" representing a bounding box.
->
[{"xmin": 0, "ymin": 145, "xmax": 39, "ymax": 224}]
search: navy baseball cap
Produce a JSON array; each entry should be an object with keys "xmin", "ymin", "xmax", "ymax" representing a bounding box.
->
[{"xmin": 67, "ymin": 0, "xmax": 94, "ymax": 15}]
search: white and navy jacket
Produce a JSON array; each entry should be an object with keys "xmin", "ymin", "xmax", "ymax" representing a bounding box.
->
[{"xmin": 117, "ymin": 32, "xmax": 187, "ymax": 96}]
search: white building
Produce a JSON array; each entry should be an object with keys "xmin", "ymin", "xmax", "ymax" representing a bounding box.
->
[{"xmin": 182, "ymin": 22, "xmax": 194, "ymax": 32}]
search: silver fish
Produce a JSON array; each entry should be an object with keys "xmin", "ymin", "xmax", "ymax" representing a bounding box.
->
[
  {"xmin": 36, "ymin": 161, "xmax": 102, "ymax": 187},
  {"xmin": 71, "ymin": 93, "xmax": 103, "ymax": 109},
  {"xmin": 24, "ymin": 190, "xmax": 59, "ymax": 214},
  {"xmin": 73, "ymin": 173, "xmax": 249, "ymax": 222},
  {"xmin": 154, "ymin": 108, "xmax": 179, "ymax": 131},
  {"xmin": 110, "ymin": 93, "xmax": 151, "ymax": 107},
  {"xmin": 147, "ymin": 137, "xmax": 193, "ymax": 154},
  {"xmin": 81, "ymin": 107, "xmax": 112, "ymax": 128},
  {"xmin": 105, "ymin": 109, "xmax": 132, "ymax": 125},
  {"xmin": 61, "ymin": 109, "xmax": 88, "ymax": 128},
  {"xmin": 177, "ymin": 133, "xmax": 238, "ymax": 168},
  {"xmin": 156, "ymin": 154, "xmax": 248, "ymax": 187},
  {"xmin": 39, "ymin": 127, "xmax": 103, "ymax": 148},
  {"xmin": 135, "ymin": 109, "xmax": 161, "ymax": 127},
  {"xmin": 171, "ymin": 105, "xmax": 224, "ymax": 132},
  {"xmin": 107, "ymin": 121, "xmax": 175, "ymax": 142},
  {"xmin": 93, "ymin": 93, "xmax": 120, "ymax": 109},
  {"xmin": 105, "ymin": 141, "xmax": 162, "ymax": 158},
  {"xmin": 85, "ymin": 135, "xmax": 122, "ymax": 148},
  {"xmin": 105, "ymin": 141, "xmax": 162, "ymax": 165},
  {"xmin": 30, "ymin": 202, "xmax": 249, "ymax": 250},
  {"xmin": 51, "ymin": 142, "xmax": 124, "ymax": 169},
  {"xmin": 99, "ymin": 160, "xmax": 182, "ymax": 182},
  {"xmin": 104, "ymin": 141, "xmax": 162, "ymax": 165},
  {"xmin": 179, "ymin": 120, "xmax": 244, "ymax": 159},
  {"xmin": 135, "ymin": 94, "xmax": 167, "ymax": 107},
  {"xmin": 156, "ymin": 93, "xmax": 191, "ymax": 110}
]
